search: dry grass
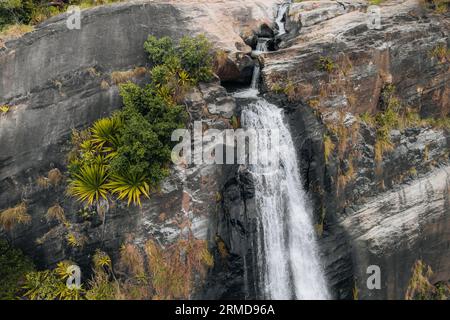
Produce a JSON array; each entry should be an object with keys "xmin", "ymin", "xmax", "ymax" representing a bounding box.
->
[
  {"xmin": 213, "ymin": 49, "xmax": 229, "ymax": 75},
  {"xmin": 145, "ymin": 237, "xmax": 213, "ymax": 299},
  {"xmin": 0, "ymin": 202, "xmax": 31, "ymax": 232},
  {"xmin": 46, "ymin": 203, "xmax": 66, "ymax": 223},
  {"xmin": 48, "ymin": 168, "xmax": 63, "ymax": 186},
  {"xmin": 0, "ymin": 24, "xmax": 34, "ymax": 44},
  {"xmin": 100, "ymin": 80, "xmax": 110, "ymax": 90},
  {"xmin": 111, "ymin": 67, "xmax": 147, "ymax": 85},
  {"xmin": 374, "ymin": 139, "xmax": 393, "ymax": 176},
  {"xmin": 119, "ymin": 243, "xmax": 145, "ymax": 278},
  {"xmin": 36, "ymin": 176, "xmax": 50, "ymax": 189},
  {"xmin": 405, "ymin": 260, "xmax": 436, "ymax": 300},
  {"xmin": 430, "ymin": 43, "xmax": 449, "ymax": 64},
  {"xmin": 323, "ymin": 134, "xmax": 335, "ymax": 164}
]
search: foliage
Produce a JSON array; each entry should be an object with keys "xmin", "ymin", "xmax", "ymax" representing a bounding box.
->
[
  {"xmin": 66, "ymin": 232, "xmax": 85, "ymax": 248},
  {"xmin": 22, "ymin": 262, "xmax": 85, "ymax": 300},
  {"xmin": 106, "ymin": 172, "xmax": 150, "ymax": 206},
  {"xmin": 0, "ymin": 0, "xmax": 122, "ymax": 32},
  {"xmin": 405, "ymin": 260, "xmax": 449, "ymax": 300},
  {"xmin": 0, "ymin": 104, "xmax": 10, "ymax": 114},
  {"xmin": 92, "ymin": 249, "xmax": 112, "ymax": 270},
  {"xmin": 144, "ymin": 36, "xmax": 175, "ymax": 66},
  {"xmin": 0, "ymin": 239, "xmax": 35, "ymax": 300},
  {"xmin": 67, "ymin": 164, "xmax": 109, "ymax": 205},
  {"xmin": 421, "ymin": 0, "xmax": 449, "ymax": 13},
  {"xmin": 430, "ymin": 43, "xmax": 449, "ymax": 64},
  {"xmin": 144, "ymin": 34, "xmax": 213, "ymax": 85},
  {"xmin": 0, "ymin": 202, "xmax": 31, "ymax": 232},
  {"xmin": 177, "ymin": 35, "xmax": 214, "ymax": 83},
  {"xmin": 16, "ymin": 232, "xmax": 213, "ymax": 300},
  {"xmin": 316, "ymin": 56, "xmax": 336, "ymax": 73},
  {"xmin": 111, "ymin": 67, "xmax": 147, "ymax": 85},
  {"xmin": 90, "ymin": 116, "xmax": 123, "ymax": 152},
  {"xmin": 145, "ymin": 236, "xmax": 213, "ymax": 299},
  {"xmin": 67, "ymin": 36, "xmax": 211, "ymax": 207}
]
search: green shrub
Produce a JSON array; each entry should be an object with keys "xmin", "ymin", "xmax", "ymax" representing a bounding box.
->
[
  {"xmin": 67, "ymin": 35, "xmax": 214, "ymax": 207},
  {"xmin": 177, "ymin": 35, "xmax": 214, "ymax": 83},
  {"xmin": 144, "ymin": 34, "xmax": 214, "ymax": 84},
  {"xmin": 0, "ymin": 239, "xmax": 35, "ymax": 300}
]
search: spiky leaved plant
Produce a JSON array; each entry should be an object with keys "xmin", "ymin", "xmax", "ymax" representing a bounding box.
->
[
  {"xmin": 106, "ymin": 171, "xmax": 150, "ymax": 207},
  {"xmin": 90, "ymin": 116, "xmax": 123, "ymax": 154},
  {"xmin": 67, "ymin": 164, "xmax": 109, "ymax": 205}
]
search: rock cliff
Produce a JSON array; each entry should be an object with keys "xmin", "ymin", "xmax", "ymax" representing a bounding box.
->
[
  {"xmin": 260, "ymin": 0, "xmax": 450, "ymax": 299},
  {"xmin": 0, "ymin": 0, "xmax": 449, "ymax": 300}
]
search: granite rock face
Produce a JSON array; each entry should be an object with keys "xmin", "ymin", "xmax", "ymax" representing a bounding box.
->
[
  {"xmin": 1, "ymin": 0, "xmax": 449, "ymax": 300},
  {"xmin": 261, "ymin": 0, "xmax": 450, "ymax": 299},
  {"xmin": 0, "ymin": 0, "xmax": 279, "ymax": 276}
]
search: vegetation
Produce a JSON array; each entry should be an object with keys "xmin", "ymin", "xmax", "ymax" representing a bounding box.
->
[
  {"xmin": 0, "ymin": 0, "xmax": 121, "ymax": 33},
  {"xmin": 0, "ymin": 104, "xmax": 10, "ymax": 114},
  {"xmin": 0, "ymin": 239, "xmax": 35, "ymax": 299},
  {"xmin": 67, "ymin": 35, "xmax": 215, "ymax": 207},
  {"xmin": 358, "ymin": 84, "xmax": 450, "ymax": 176},
  {"xmin": 48, "ymin": 168, "xmax": 63, "ymax": 186},
  {"xmin": 13, "ymin": 230, "xmax": 213, "ymax": 300},
  {"xmin": 0, "ymin": 202, "xmax": 31, "ymax": 232},
  {"xmin": 45, "ymin": 203, "xmax": 65, "ymax": 223},
  {"xmin": 111, "ymin": 67, "xmax": 147, "ymax": 85},
  {"xmin": 405, "ymin": 260, "xmax": 450, "ymax": 300},
  {"xmin": 429, "ymin": 43, "xmax": 449, "ymax": 64},
  {"xmin": 323, "ymin": 134, "xmax": 335, "ymax": 165},
  {"xmin": 22, "ymin": 261, "xmax": 85, "ymax": 300},
  {"xmin": 421, "ymin": 0, "xmax": 449, "ymax": 13},
  {"xmin": 316, "ymin": 56, "xmax": 336, "ymax": 73}
]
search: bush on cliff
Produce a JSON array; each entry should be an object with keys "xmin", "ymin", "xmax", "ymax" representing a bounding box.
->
[
  {"xmin": 0, "ymin": 238, "xmax": 35, "ymax": 300},
  {"xmin": 67, "ymin": 35, "xmax": 215, "ymax": 207}
]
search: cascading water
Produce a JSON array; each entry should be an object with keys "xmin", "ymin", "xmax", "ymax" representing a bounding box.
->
[
  {"xmin": 250, "ymin": 39, "xmax": 268, "ymax": 90},
  {"xmin": 233, "ymin": 1, "xmax": 329, "ymax": 300},
  {"xmin": 275, "ymin": 0, "xmax": 290, "ymax": 36}
]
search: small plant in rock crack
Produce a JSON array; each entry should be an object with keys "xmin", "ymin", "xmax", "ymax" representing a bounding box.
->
[
  {"xmin": 0, "ymin": 105, "xmax": 10, "ymax": 114},
  {"xmin": 316, "ymin": 56, "xmax": 336, "ymax": 73}
]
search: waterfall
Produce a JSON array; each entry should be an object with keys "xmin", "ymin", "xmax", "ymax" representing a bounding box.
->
[
  {"xmin": 233, "ymin": 1, "xmax": 329, "ymax": 300},
  {"xmin": 250, "ymin": 39, "xmax": 269, "ymax": 90},
  {"xmin": 241, "ymin": 100, "xmax": 329, "ymax": 300},
  {"xmin": 275, "ymin": 1, "xmax": 290, "ymax": 36}
]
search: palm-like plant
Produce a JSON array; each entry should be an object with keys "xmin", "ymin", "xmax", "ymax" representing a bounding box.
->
[
  {"xmin": 90, "ymin": 116, "xmax": 123, "ymax": 152},
  {"xmin": 106, "ymin": 171, "xmax": 150, "ymax": 207},
  {"xmin": 68, "ymin": 164, "xmax": 109, "ymax": 205}
]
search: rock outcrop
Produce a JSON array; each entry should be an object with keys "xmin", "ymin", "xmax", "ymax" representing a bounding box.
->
[
  {"xmin": 0, "ymin": 0, "xmax": 278, "ymax": 274},
  {"xmin": 1, "ymin": 0, "xmax": 449, "ymax": 300},
  {"xmin": 261, "ymin": 0, "xmax": 450, "ymax": 299}
]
